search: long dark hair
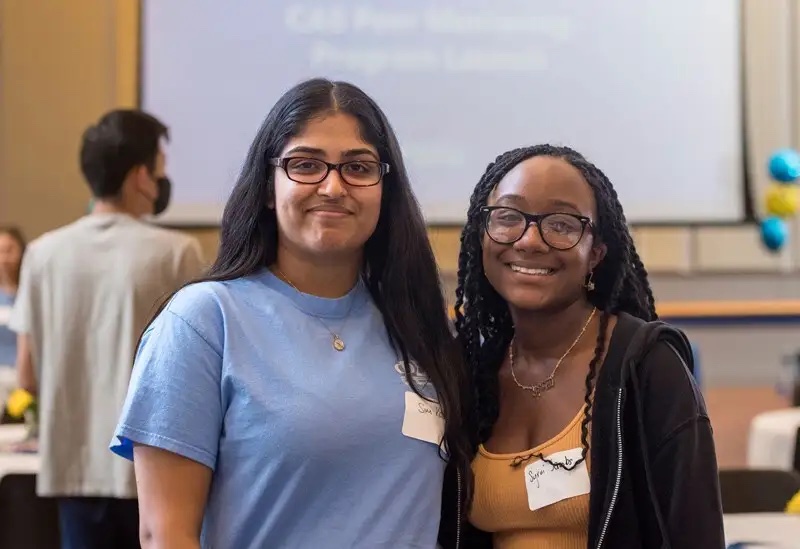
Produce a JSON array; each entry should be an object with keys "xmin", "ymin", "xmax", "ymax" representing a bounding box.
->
[
  {"xmin": 152, "ymin": 78, "xmax": 472, "ymax": 494},
  {"xmin": 455, "ymin": 144, "xmax": 656, "ymax": 467},
  {"xmin": 0, "ymin": 226, "xmax": 26, "ymax": 287}
]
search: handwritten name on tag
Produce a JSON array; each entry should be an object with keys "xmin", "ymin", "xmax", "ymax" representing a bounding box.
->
[
  {"xmin": 402, "ymin": 391, "xmax": 445, "ymax": 446},
  {"xmin": 524, "ymin": 447, "xmax": 590, "ymax": 511}
]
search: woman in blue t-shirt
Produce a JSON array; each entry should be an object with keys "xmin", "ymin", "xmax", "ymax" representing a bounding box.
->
[
  {"xmin": 0, "ymin": 227, "xmax": 25, "ymax": 367},
  {"xmin": 111, "ymin": 79, "xmax": 472, "ymax": 548}
]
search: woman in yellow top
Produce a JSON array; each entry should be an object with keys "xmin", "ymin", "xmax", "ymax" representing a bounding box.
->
[{"xmin": 438, "ymin": 145, "xmax": 724, "ymax": 548}]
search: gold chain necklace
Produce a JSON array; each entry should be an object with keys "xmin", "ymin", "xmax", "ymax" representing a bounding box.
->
[
  {"xmin": 273, "ymin": 268, "xmax": 354, "ymax": 352},
  {"xmin": 509, "ymin": 307, "xmax": 597, "ymax": 397}
]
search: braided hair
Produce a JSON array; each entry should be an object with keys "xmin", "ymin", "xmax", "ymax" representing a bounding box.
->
[{"xmin": 455, "ymin": 144, "xmax": 657, "ymax": 470}]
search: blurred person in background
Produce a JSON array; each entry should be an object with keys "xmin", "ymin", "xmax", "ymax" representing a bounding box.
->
[
  {"xmin": 9, "ymin": 109, "xmax": 205, "ymax": 549},
  {"xmin": 0, "ymin": 227, "xmax": 25, "ymax": 407}
]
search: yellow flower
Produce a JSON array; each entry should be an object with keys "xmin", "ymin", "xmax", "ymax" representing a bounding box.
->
[
  {"xmin": 6, "ymin": 388, "xmax": 34, "ymax": 419},
  {"xmin": 786, "ymin": 490, "xmax": 800, "ymax": 514}
]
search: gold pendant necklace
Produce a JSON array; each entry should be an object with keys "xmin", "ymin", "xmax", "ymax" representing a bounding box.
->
[
  {"xmin": 273, "ymin": 268, "xmax": 353, "ymax": 352},
  {"xmin": 509, "ymin": 307, "xmax": 597, "ymax": 397},
  {"xmin": 332, "ymin": 336, "xmax": 345, "ymax": 352}
]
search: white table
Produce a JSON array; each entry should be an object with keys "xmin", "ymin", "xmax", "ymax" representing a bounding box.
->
[
  {"xmin": 0, "ymin": 366, "xmax": 16, "ymax": 406},
  {"xmin": 724, "ymin": 513, "xmax": 800, "ymax": 548},
  {"xmin": 747, "ymin": 407, "xmax": 800, "ymax": 470},
  {"xmin": 0, "ymin": 425, "xmax": 27, "ymax": 445},
  {"xmin": 0, "ymin": 424, "xmax": 39, "ymax": 479}
]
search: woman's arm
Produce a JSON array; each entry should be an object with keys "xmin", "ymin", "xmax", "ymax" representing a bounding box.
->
[
  {"xmin": 15, "ymin": 333, "xmax": 36, "ymax": 394},
  {"xmin": 649, "ymin": 416, "xmax": 725, "ymax": 548},
  {"xmin": 135, "ymin": 445, "xmax": 212, "ymax": 549},
  {"xmin": 110, "ymin": 285, "xmax": 226, "ymax": 547},
  {"xmin": 638, "ymin": 341, "xmax": 725, "ymax": 548}
]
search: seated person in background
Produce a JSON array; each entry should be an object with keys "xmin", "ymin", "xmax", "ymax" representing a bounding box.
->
[
  {"xmin": 9, "ymin": 109, "xmax": 205, "ymax": 549},
  {"xmin": 439, "ymin": 144, "xmax": 724, "ymax": 549},
  {"xmin": 0, "ymin": 227, "xmax": 25, "ymax": 414}
]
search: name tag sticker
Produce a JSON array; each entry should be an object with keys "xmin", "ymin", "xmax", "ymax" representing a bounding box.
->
[
  {"xmin": 0, "ymin": 306, "xmax": 11, "ymax": 325},
  {"xmin": 524, "ymin": 447, "xmax": 591, "ymax": 511},
  {"xmin": 402, "ymin": 391, "xmax": 444, "ymax": 446}
]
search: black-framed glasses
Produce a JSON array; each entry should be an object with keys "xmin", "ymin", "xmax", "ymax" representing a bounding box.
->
[
  {"xmin": 481, "ymin": 206, "xmax": 593, "ymax": 250},
  {"xmin": 269, "ymin": 157, "xmax": 390, "ymax": 187}
]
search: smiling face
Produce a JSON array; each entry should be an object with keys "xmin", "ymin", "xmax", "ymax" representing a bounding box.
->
[
  {"xmin": 271, "ymin": 112, "xmax": 384, "ymax": 262},
  {"xmin": 482, "ymin": 155, "xmax": 606, "ymax": 313}
]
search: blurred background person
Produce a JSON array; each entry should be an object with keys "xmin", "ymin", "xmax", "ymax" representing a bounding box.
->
[
  {"xmin": 0, "ymin": 227, "xmax": 26, "ymax": 408},
  {"xmin": 9, "ymin": 110, "xmax": 205, "ymax": 549}
]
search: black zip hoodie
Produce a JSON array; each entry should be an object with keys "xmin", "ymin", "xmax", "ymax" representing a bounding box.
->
[{"xmin": 439, "ymin": 312, "xmax": 726, "ymax": 549}]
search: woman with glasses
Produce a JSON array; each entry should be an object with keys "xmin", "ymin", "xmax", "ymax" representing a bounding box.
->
[
  {"xmin": 439, "ymin": 145, "xmax": 724, "ymax": 548},
  {"xmin": 110, "ymin": 79, "xmax": 472, "ymax": 548}
]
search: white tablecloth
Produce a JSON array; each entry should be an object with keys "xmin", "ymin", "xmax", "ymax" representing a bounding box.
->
[
  {"xmin": 0, "ymin": 366, "xmax": 16, "ymax": 406},
  {"xmin": 747, "ymin": 407, "xmax": 800, "ymax": 470},
  {"xmin": 724, "ymin": 513, "xmax": 800, "ymax": 548},
  {"xmin": 0, "ymin": 424, "xmax": 26, "ymax": 444},
  {"xmin": 0, "ymin": 424, "xmax": 39, "ymax": 479}
]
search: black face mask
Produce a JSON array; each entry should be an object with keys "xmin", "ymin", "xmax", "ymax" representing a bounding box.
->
[{"xmin": 153, "ymin": 176, "xmax": 171, "ymax": 215}]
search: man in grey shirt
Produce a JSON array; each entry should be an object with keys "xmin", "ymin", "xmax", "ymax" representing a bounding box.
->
[{"xmin": 10, "ymin": 110, "xmax": 205, "ymax": 549}]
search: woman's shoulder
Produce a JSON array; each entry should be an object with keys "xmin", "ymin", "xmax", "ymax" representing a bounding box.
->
[
  {"xmin": 164, "ymin": 274, "xmax": 269, "ymax": 320},
  {"xmin": 609, "ymin": 313, "xmax": 708, "ymax": 441},
  {"xmin": 618, "ymin": 313, "xmax": 695, "ymax": 390},
  {"xmin": 164, "ymin": 280, "xmax": 227, "ymax": 321},
  {"xmin": 145, "ymin": 277, "xmax": 262, "ymax": 354},
  {"xmin": 605, "ymin": 313, "xmax": 694, "ymax": 377},
  {"xmin": 638, "ymin": 336, "xmax": 705, "ymax": 414},
  {"xmin": 599, "ymin": 312, "xmax": 702, "ymax": 406}
]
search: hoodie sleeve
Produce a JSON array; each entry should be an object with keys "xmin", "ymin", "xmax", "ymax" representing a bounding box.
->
[{"xmin": 637, "ymin": 341, "xmax": 726, "ymax": 549}]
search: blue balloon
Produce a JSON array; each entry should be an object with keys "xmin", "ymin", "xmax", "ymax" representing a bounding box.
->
[
  {"xmin": 760, "ymin": 216, "xmax": 788, "ymax": 251},
  {"xmin": 768, "ymin": 149, "xmax": 800, "ymax": 183}
]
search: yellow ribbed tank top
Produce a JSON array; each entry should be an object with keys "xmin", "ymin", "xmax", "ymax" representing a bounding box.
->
[{"xmin": 470, "ymin": 408, "xmax": 590, "ymax": 549}]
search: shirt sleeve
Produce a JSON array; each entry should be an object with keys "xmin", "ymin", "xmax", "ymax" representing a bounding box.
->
[
  {"xmin": 639, "ymin": 341, "xmax": 725, "ymax": 548},
  {"xmin": 110, "ymin": 285, "xmax": 223, "ymax": 470},
  {"xmin": 8, "ymin": 245, "xmax": 36, "ymax": 334},
  {"xmin": 176, "ymin": 238, "xmax": 206, "ymax": 284}
]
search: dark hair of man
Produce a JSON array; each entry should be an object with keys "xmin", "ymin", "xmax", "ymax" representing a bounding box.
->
[{"xmin": 79, "ymin": 109, "xmax": 169, "ymax": 198}]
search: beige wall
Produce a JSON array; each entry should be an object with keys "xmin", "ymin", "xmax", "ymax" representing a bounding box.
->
[
  {"xmin": 1, "ymin": 0, "xmax": 131, "ymax": 237},
  {"xmin": 1, "ymin": 0, "xmax": 799, "ymax": 276}
]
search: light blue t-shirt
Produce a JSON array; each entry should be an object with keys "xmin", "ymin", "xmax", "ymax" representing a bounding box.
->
[
  {"xmin": 0, "ymin": 290, "xmax": 16, "ymax": 366},
  {"xmin": 111, "ymin": 269, "xmax": 447, "ymax": 548}
]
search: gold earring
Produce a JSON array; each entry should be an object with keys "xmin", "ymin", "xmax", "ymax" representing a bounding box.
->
[{"xmin": 585, "ymin": 271, "xmax": 595, "ymax": 292}]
